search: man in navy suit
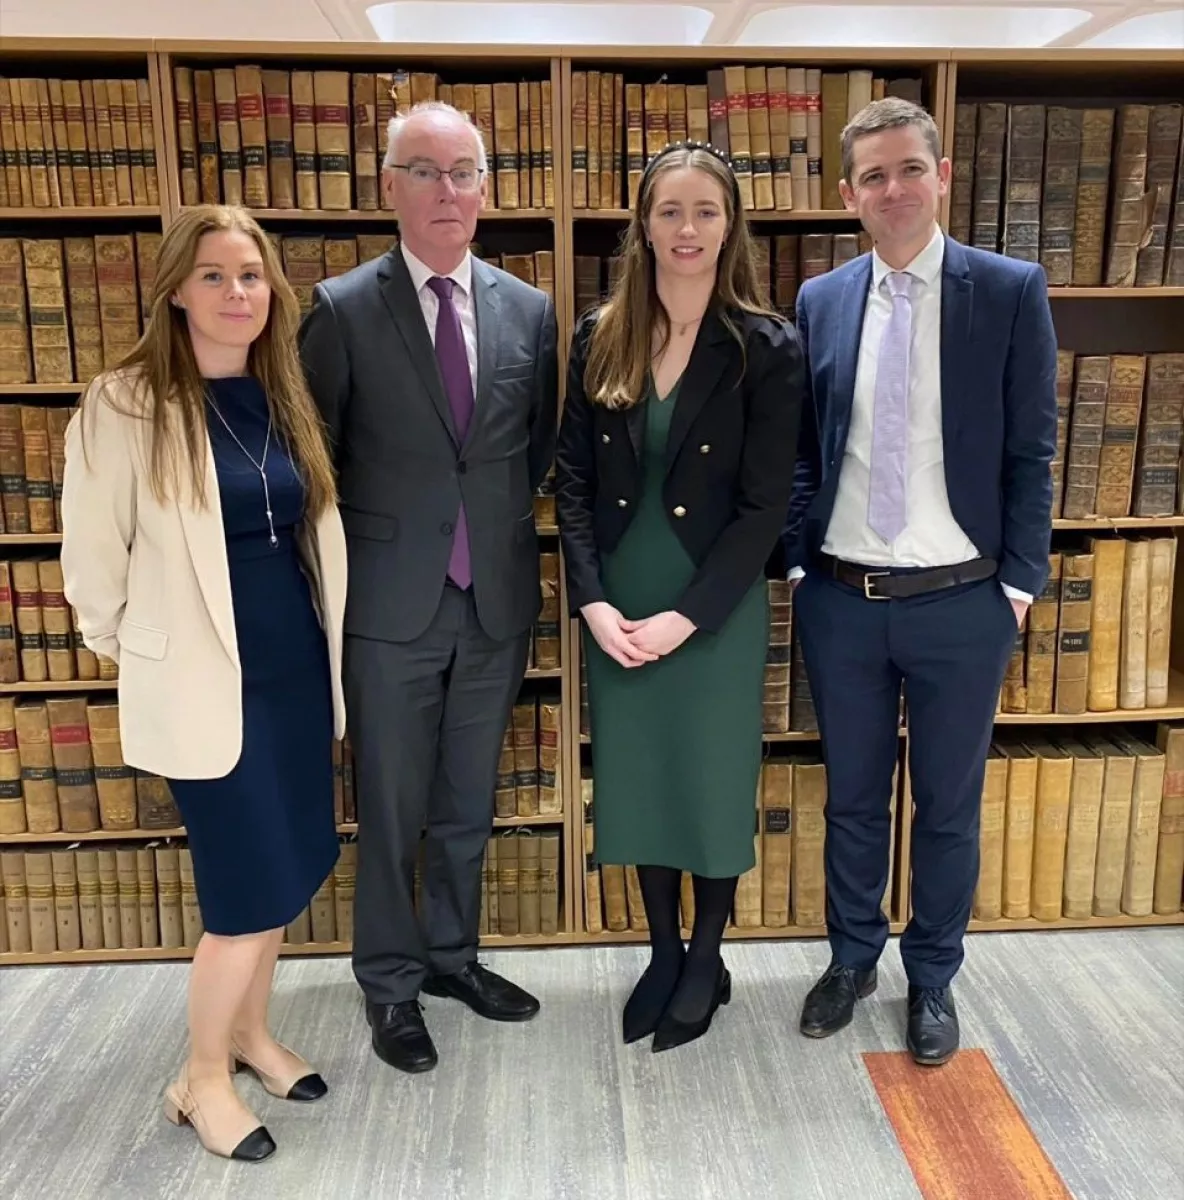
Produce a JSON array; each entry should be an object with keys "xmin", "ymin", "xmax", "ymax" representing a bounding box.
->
[{"xmin": 782, "ymin": 97, "xmax": 1057, "ymax": 1065}]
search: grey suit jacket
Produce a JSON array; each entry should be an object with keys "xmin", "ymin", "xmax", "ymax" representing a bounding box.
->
[{"xmin": 298, "ymin": 246, "xmax": 558, "ymax": 644}]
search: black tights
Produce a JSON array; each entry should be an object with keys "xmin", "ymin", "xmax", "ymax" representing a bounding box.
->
[{"xmin": 635, "ymin": 865, "xmax": 737, "ymax": 1021}]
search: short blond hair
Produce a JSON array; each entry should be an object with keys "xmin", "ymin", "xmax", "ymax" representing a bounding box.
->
[{"xmin": 841, "ymin": 97, "xmax": 942, "ymax": 184}]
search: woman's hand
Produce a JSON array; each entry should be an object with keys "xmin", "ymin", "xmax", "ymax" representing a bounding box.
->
[
  {"xmin": 582, "ymin": 601, "xmax": 660, "ymax": 668},
  {"xmin": 619, "ymin": 611, "xmax": 696, "ymax": 657}
]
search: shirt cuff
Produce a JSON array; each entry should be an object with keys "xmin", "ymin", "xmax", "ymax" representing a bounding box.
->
[
  {"xmin": 999, "ymin": 582, "xmax": 1033, "ymax": 604},
  {"xmin": 787, "ymin": 566, "xmax": 805, "ymax": 581}
]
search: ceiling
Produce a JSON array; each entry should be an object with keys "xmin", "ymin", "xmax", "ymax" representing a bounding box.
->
[{"xmin": 0, "ymin": 0, "xmax": 1180, "ymax": 47}]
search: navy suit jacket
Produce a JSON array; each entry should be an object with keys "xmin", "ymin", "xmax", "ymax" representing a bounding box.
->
[{"xmin": 781, "ymin": 233, "xmax": 1058, "ymax": 599}]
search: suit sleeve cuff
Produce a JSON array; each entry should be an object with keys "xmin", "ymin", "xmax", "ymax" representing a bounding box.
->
[
  {"xmin": 787, "ymin": 566, "xmax": 805, "ymax": 581},
  {"xmin": 1000, "ymin": 582, "xmax": 1033, "ymax": 604}
]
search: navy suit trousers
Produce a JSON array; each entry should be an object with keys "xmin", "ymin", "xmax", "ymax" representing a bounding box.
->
[{"xmin": 793, "ymin": 566, "xmax": 1017, "ymax": 988}]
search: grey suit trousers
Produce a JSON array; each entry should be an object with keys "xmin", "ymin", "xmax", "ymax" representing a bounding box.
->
[{"xmin": 347, "ymin": 582, "xmax": 529, "ymax": 1004}]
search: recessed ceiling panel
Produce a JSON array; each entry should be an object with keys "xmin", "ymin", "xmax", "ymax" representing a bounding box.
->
[
  {"xmin": 1077, "ymin": 9, "xmax": 1184, "ymax": 45},
  {"xmin": 736, "ymin": 4, "xmax": 1095, "ymax": 47},
  {"xmin": 367, "ymin": 1, "xmax": 715, "ymax": 44}
]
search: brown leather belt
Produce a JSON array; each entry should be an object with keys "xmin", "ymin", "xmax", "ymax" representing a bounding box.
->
[{"xmin": 817, "ymin": 554, "xmax": 998, "ymax": 600}]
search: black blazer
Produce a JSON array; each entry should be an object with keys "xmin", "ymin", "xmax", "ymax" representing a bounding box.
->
[{"xmin": 555, "ymin": 305, "xmax": 805, "ymax": 634}]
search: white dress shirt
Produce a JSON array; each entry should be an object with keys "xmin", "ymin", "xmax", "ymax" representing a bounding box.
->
[
  {"xmin": 793, "ymin": 225, "xmax": 1030, "ymax": 603},
  {"xmin": 401, "ymin": 242, "xmax": 479, "ymax": 391}
]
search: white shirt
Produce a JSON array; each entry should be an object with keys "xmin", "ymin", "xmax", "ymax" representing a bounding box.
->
[
  {"xmin": 792, "ymin": 226, "xmax": 1030, "ymax": 603},
  {"xmin": 401, "ymin": 242, "xmax": 479, "ymax": 391}
]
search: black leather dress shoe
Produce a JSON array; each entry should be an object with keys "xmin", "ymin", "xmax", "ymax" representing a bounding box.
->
[
  {"xmin": 907, "ymin": 985, "xmax": 959, "ymax": 1066},
  {"xmin": 422, "ymin": 962, "xmax": 540, "ymax": 1022},
  {"xmin": 366, "ymin": 1001, "xmax": 438, "ymax": 1074},
  {"xmin": 799, "ymin": 961, "xmax": 878, "ymax": 1038}
]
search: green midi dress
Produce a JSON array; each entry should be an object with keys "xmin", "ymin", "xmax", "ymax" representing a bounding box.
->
[{"xmin": 583, "ymin": 376, "xmax": 768, "ymax": 879}]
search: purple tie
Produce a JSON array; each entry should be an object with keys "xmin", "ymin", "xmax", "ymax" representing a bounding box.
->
[
  {"xmin": 427, "ymin": 275, "xmax": 474, "ymax": 589},
  {"xmin": 867, "ymin": 270, "xmax": 914, "ymax": 544}
]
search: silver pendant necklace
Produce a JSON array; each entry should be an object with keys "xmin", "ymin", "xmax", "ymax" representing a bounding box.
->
[{"xmin": 207, "ymin": 397, "xmax": 278, "ymax": 547}]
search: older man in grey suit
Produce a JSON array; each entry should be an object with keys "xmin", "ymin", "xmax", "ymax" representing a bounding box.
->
[{"xmin": 299, "ymin": 101, "xmax": 557, "ymax": 1074}]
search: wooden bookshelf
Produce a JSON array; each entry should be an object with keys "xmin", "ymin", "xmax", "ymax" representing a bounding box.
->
[{"xmin": 0, "ymin": 41, "xmax": 1181, "ymax": 967}]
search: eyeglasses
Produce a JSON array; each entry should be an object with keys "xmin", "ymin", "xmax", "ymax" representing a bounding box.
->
[{"xmin": 389, "ymin": 163, "xmax": 485, "ymax": 191}]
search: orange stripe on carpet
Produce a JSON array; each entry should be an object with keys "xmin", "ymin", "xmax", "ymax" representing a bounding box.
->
[{"xmin": 863, "ymin": 1049, "xmax": 1072, "ymax": 1200}]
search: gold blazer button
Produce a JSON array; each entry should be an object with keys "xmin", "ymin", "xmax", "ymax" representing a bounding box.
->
[
  {"xmin": 601, "ymin": 432, "xmax": 611, "ymax": 443},
  {"xmin": 699, "ymin": 443, "xmax": 710, "ymax": 453},
  {"xmin": 673, "ymin": 505, "xmax": 687, "ymax": 517},
  {"xmin": 617, "ymin": 497, "xmax": 628, "ymax": 507}
]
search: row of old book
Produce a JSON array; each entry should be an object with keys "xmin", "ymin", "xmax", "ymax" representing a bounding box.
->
[
  {"xmin": 973, "ymin": 724, "xmax": 1184, "ymax": 921},
  {"xmin": 0, "ymin": 403, "xmax": 70, "ymax": 533},
  {"xmin": 0, "ymin": 837, "xmax": 358, "ymax": 956},
  {"xmin": 0, "ymin": 234, "xmax": 160, "ymax": 388},
  {"xmin": 0, "ymin": 74, "xmax": 159, "ymax": 210},
  {"xmin": 0, "ymin": 823, "xmax": 566, "ymax": 956},
  {"xmin": 580, "ymin": 756, "xmax": 858, "ymax": 933},
  {"xmin": 0, "ymin": 558, "xmax": 117, "ymax": 684},
  {"xmin": 0, "ymin": 548, "xmax": 560, "ymax": 684},
  {"xmin": 1001, "ymin": 535, "xmax": 1176, "ymax": 717},
  {"xmin": 172, "ymin": 64, "xmax": 553, "ymax": 214},
  {"xmin": 477, "ymin": 828, "xmax": 563, "ymax": 939},
  {"xmin": 949, "ymin": 101, "xmax": 1183, "ymax": 289},
  {"xmin": 573, "ymin": 231, "xmax": 872, "ymax": 324},
  {"xmin": 0, "ymin": 685, "xmax": 562, "ymax": 836},
  {"xmin": 1054, "ymin": 352, "xmax": 1184, "ymax": 521},
  {"xmin": 0, "ymin": 231, "xmax": 561, "ymax": 386},
  {"xmin": 571, "ymin": 66, "xmax": 925, "ymax": 213}
]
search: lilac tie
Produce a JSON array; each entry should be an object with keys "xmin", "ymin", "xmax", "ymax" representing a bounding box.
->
[
  {"xmin": 867, "ymin": 270, "xmax": 914, "ymax": 544},
  {"xmin": 427, "ymin": 275, "xmax": 474, "ymax": 589}
]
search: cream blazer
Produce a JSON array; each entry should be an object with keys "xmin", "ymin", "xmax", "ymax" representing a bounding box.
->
[{"xmin": 59, "ymin": 369, "xmax": 347, "ymax": 780}]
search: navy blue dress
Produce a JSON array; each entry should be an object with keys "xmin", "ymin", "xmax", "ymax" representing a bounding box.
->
[{"xmin": 167, "ymin": 376, "xmax": 337, "ymax": 937}]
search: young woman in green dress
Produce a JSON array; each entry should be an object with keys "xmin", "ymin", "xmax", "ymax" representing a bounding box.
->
[{"xmin": 556, "ymin": 143, "xmax": 805, "ymax": 1051}]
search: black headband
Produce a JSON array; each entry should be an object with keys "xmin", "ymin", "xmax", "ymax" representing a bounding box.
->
[{"xmin": 640, "ymin": 139, "xmax": 742, "ymax": 209}]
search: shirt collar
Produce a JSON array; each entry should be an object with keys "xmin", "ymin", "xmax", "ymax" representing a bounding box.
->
[
  {"xmin": 871, "ymin": 224, "xmax": 944, "ymax": 290},
  {"xmin": 401, "ymin": 242, "xmax": 473, "ymax": 298}
]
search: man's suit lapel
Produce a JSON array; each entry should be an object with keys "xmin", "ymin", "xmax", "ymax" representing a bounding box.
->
[
  {"xmin": 469, "ymin": 257, "xmax": 501, "ymax": 451},
  {"xmin": 377, "ymin": 248, "xmax": 458, "ymax": 446},
  {"xmin": 664, "ymin": 310, "xmax": 732, "ymax": 468},
  {"xmin": 834, "ymin": 258, "xmax": 872, "ymax": 459},
  {"xmin": 939, "ymin": 234, "xmax": 973, "ymax": 449}
]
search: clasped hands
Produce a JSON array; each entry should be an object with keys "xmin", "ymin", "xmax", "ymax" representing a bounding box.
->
[{"xmin": 582, "ymin": 601, "xmax": 696, "ymax": 668}]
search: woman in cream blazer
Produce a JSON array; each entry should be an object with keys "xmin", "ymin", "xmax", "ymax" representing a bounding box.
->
[{"xmin": 61, "ymin": 204, "xmax": 346, "ymax": 1165}]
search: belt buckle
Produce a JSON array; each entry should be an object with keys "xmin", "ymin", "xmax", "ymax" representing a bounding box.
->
[{"xmin": 863, "ymin": 570, "xmax": 891, "ymax": 600}]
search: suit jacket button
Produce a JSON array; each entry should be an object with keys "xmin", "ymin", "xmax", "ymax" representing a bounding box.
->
[
  {"xmin": 458, "ymin": 461, "xmax": 467, "ymax": 474},
  {"xmin": 617, "ymin": 498, "xmax": 628, "ymax": 507},
  {"xmin": 699, "ymin": 443, "xmax": 710, "ymax": 453},
  {"xmin": 673, "ymin": 505, "xmax": 687, "ymax": 517},
  {"xmin": 441, "ymin": 522, "xmax": 453, "ymax": 535},
  {"xmin": 601, "ymin": 433, "xmax": 611, "ymax": 443}
]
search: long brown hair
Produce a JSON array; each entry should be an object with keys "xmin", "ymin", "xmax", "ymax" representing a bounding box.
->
[
  {"xmin": 583, "ymin": 146, "xmax": 778, "ymax": 410},
  {"xmin": 78, "ymin": 204, "xmax": 336, "ymax": 518}
]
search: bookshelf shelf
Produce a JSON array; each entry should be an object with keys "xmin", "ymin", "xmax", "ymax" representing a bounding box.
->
[
  {"xmin": 0, "ymin": 533, "xmax": 63, "ymax": 545},
  {"xmin": 0, "ymin": 207, "xmax": 162, "ymax": 221},
  {"xmin": 994, "ymin": 672, "xmax": 1184, "ymax": 725},
  {"xmin": 176, "ymin": 207, "xmax": 557, "ymax": 224},
  {"xmin": 524, "ymin": 668, "xmax": 562, "ymax": 680},
  {"xmin": 0, "ymin": 680, "xmax": 118, "ymax": 694},
  {"xmin": 0, "ymin": 384, "xmax": 85, "ymax": 396},
  {"xmin": 1048, "ymin": 288, "xmax": 1184, "ymax": 300},
  {"xmin": 0, "ymin": 827, "xmax": 186, "ymax": 845},
  {"xmin": 572, "ymin": 208, "xmax": 863, "ymax": 224},
  {"xmin": 1052, "ymin": 517, "xmax": 1184, "ymax": 530}
]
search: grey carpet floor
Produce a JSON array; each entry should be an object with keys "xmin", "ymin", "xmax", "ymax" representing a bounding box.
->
[{"xmin": 1, "ymin": 930, "xmax": 1181, "ymax": 1200}]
